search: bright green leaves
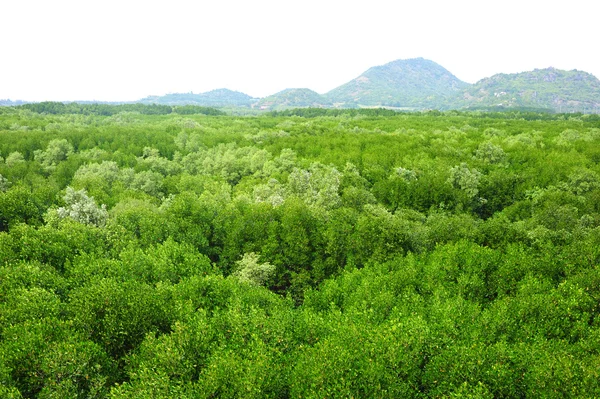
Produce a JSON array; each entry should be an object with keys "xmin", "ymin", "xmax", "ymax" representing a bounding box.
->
[
  {"xmin": 68, "ymin": 278, "xmax": 172, "ymax": 360},
  {"xmin": 292, "ymin": 317, "xmax": 428, "ymax": 398},
  {"xmin": 0, "ymin": 318, "xmax": 113, "ymax": 399},
  {"xmin": 3, "ymin": 110, "xmax": 600, "ymax": 398},
  {"xmin": 0, "ymin": 183, "xmax": 57, "ymax": 231}
]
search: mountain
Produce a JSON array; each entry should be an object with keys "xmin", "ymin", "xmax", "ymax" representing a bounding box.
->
[
  {"xmin": 6, "ymin": 59, "xmax": 600, "ymax": 113},
  {"xmin": 0, "ymin": 99, "xmax": 27, "ymax": 106},
  {"xmin": 256, "ymin": 88, "xmax": 331, "ymax": 110},
  {"xmin": 325, "ymin": 58, "xmax": 469, "ymax": 109},
  {"xmin": 460, "ymin": 68, "xmax": 600, "ymax": 113},
  {"xmin": 139, "ymin": 88, "xmax": 256, "ymax": 107}
]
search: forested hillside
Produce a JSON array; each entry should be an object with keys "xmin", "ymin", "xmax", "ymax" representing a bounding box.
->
[
  {"xmin": 461, "ymin": 68, "xmax": 600, "ymax": 113},
  {"xmin": 326, "ymin": 58, "xmax": 468, "ymax": 109},
  {"xmin": 1, "ymin": 106, "xmax": 600, "ymax": 398},
  {"xmin": 138, "ymin": 89, "xmax": 257, "ymax": 108},
  {"xmin": 257, "ymin": 88, "xmax": 331, "ymax": 110}
]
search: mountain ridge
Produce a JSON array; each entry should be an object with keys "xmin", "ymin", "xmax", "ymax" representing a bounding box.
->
[
  {"xmin": 256, "ymin": 88, "xmax": 331, "ymax": 110},
  {"xmin": 4, "ymin": 59, "xmax": 600, "ymax": 113},
  {"xmin": 138, "ymin": 88, "xmax": 257, "ymax": 108},
  {"xmin": 460, "ymin": 67, "xmax": 600, "ymax": 113},
  {"xmin": 326, "ymin": 58, "xmax": 469, "ymax": 109},
  {"xmin": 138, "ymin": 59, "xmax": 600, "ymax": 113}
]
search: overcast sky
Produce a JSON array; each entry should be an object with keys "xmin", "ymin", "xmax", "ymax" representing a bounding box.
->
[{"xmin": 2, "ymin": 0, "xmax": 598, "ymax": 102}]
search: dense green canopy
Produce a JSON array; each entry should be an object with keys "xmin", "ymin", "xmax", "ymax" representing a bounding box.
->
[{"xmin": 1, "ymin": 105, "xmax": 599, "ymax": 398}]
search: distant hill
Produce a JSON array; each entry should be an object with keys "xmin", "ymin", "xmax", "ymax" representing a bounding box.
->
[
  {"xmin": 256, "ymin": 88, "xmax": 331, "ymax": 110},
  {"xmin": 0, "ymin": 99, "xmax": 27, "ymax": 106},
  {"xmin": 325, "ymin": 58, "xmax": 469, "ymax": 109},
  {"xmin": 460, "ymin": 68, "xmax": 600, "ymax": 113},
  {"xmin": 139, "ymin": 88, "xmax": 256, "ymax": 107},
  {"xmin": 5, "ymin": 59, "xmax": 600, "ymax": 113}
]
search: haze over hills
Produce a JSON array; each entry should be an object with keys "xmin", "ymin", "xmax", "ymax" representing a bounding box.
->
[{"xmin": 4, "ymin": 59, "xmax": 600, "ymax": 113}]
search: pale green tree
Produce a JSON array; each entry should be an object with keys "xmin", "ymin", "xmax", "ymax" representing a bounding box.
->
[
  {"xmin": 137, "ymin": 147, "xmax": 181, "ymax": 176},
  {"xmin": 34, "ymin": 139, "xmax": 74, "ymax": 170},
  {"xmin": 54, "ymin": 187, "xmax": 108, "ymax": 227},
  {"xmin": 287, "ymin": 162, "xmax": 342, "ymax": 209},
  {"xmin": 448, "ymin": 163, "xmax": 482, "ymax": 199},
  {"xmin": 232, "ymin": 252, "xmax": 275, "ymax": 286},
  {"xmin": 567, "ymin": 168, "xmax": 600, "ymax": 195},
  {"xmin": 0, "ymin": 174, "xmax": 9, "ymax": 192},
  {"xmin": 394, "ymin": 166, "xmax": 418, "ymax": 182},
  {"xmin": 4, "ymin": 151, "xmax": 26, "ymax": 167},
  {"xmin": 130, "ymin": 171, "xmax": 165, "ymax": 197},
  {"xmin": 474, "ymin": 142, "xmax": 506, "ymax": 164},
  {"xmin": 73, "ymin": 161, "xmax": 121, "ymax": 186},
  {"xmin": 252, "ymin": 178, "xmax": 285, "ymax": 207}
]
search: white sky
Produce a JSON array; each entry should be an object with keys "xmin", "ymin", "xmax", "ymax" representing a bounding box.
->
[{"xmin": 2, "ymin": 0, "xmax": 599, "ymax": 102}]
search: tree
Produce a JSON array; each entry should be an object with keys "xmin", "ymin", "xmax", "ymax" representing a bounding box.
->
[
  {"xmin": 448, "ymin": 163, "xmax": 482, "ymax": 199},
  {"xmin": 474, "ymin": 142, "xmax": 507, "ymax": 165},
  {"xmin": 0, "ymin": 174, "xmax": 9, "ymax": 192},
  {"xmin": 34, "ymin": 139, "xmax": 74, "ymax": 171},
  {"xmin": 567, "ymin": 168, "xmax": 600, "ymax": 195},
  {"xmin": 287, "ymin": 162, "xmax": 342, "ymax": 210},
  {"xmin": 232, "ymin": 252, "xmax": 276, "ymax": 286},
  {"xmin": 129, "ymin": 171, "xmax": 165, "ymax": 198},
  {"xmin": 4, "ymin": 151, "xmax": 26, "ymax": 167},
  {"xmin": 54, "ymin": 187, "xmax": 108, "ymax": 227}
]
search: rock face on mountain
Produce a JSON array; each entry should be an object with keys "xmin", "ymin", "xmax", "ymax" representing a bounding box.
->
[
  {"xmin": 325, "ymin": 58, "xmax": 469, "ymax": 109},
  {"xmin": 460, "ymin": 68, "xmax": 600, "ymax": 113}
]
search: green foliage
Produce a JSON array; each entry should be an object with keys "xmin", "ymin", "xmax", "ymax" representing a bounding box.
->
[
  {"xmin": 232, "ymin": 252, "xmax": 276, "ymax": 286},
  {"xmin": 0, "ymin": 183, "xmax": 56, "ymax": 231},
  {"xmin": 2, "ymin": 109, "xmax": 600, "ymax": 398},
  {"xmin": 0, "ymin": 173, "xmax": 8, "ymax": 192},
  {"xmin": 34, "ymin": 138, "xmax": 74, "ymax": 171},
  {"xmin": 73, "ymin": 161, "xmax": 121, "ymax": 187},
  {"xmin": 448, "ymin": 162, "xmax": 482, "ymax": 200},
  {"xmin": 4, "ymin": 151, "xmax": 26, "ymax": 167},
  {"xmin": 109, "ymin": 199, "xmax": 167, "ymax": 247},
  {"xmin": 136, "ymin": 147, "xmax": 181, "ymax": 176},
  {"xmin": 567, "ymin": 168, "xmax": 600, "ymax": 195},
  {"xmin": 54, "ymin": 187, "xmax": 108, "ymax": 227},
  {"xmin": 0, "ymin": 318, "xmax": 114, "ymax": 398},
  {"xmin": 68, "ymin": 278, "xmax": 172, "ymax": 360},
  {"xmin": 129, "ymin": 170, "xmax": 165, "ymax": 198},
  {"xmin": 474, "ymin": 141, "xmax": 507, "ymax": 164},
  {"xmin": 19, "ymin": 102, "xmax": 225, "ymax": 116},
  {"xmin": 287, "ymin": 162, "xmax": 342, "ymax": 209}
]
